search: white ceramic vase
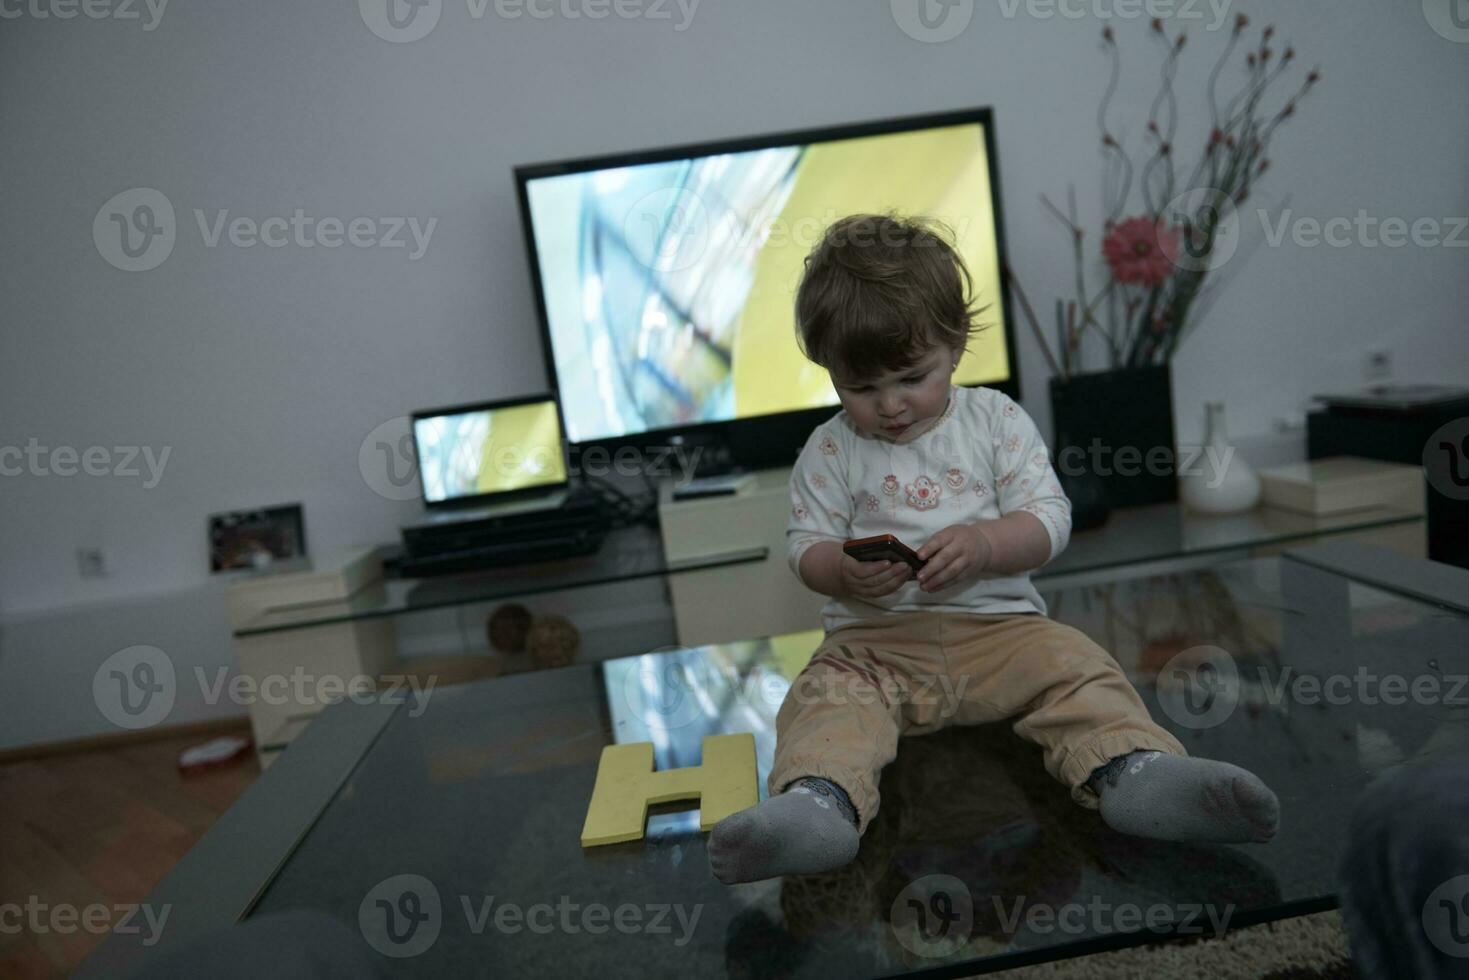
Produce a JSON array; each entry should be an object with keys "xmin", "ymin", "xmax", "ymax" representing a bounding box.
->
[{"xmin": 1181, "ymin": 402, "xmax": 1261, "ymax": 514}]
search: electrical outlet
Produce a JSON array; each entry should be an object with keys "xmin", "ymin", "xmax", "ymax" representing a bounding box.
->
[
  {"xmin": 1363, "ymin": 349, "xmax": 1392, "ymax": 382},
  {"xmin": 77, "ymin": 547, "xmax": 108, "ymax": 579}
]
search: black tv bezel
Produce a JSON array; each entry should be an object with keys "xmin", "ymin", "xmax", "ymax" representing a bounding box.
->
[
  {"xmin": 511, "ymin": 105, "xmax": 1021, "ymax": 472},
  {"xmin": 410, "ymin": 393, "xmax": 571, "ymax": 510}
]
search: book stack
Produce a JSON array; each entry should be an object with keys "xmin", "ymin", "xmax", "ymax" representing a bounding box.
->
[{"xmin": 1257, "ymin": 456, "xmax": 1425, "ymax": 516}]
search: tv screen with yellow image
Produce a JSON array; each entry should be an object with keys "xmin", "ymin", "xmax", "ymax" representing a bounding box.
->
[{"xmin": 518, "ymin": 109, "xmax": 1013, "ymax": 445}]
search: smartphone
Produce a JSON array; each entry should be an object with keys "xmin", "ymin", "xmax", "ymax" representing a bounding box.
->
[{"xmin": 842, "ymin": 534, "xmax": 927, "ymax": 574}]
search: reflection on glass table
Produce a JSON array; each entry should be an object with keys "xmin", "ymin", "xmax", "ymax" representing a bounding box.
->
[
  {"xmin": 219, "ymin": 545, "xmax": 1469, "ymax": 978},
  {"xmin": 601, "ymin": 633, "xmax": 815, "ymax": 839}
]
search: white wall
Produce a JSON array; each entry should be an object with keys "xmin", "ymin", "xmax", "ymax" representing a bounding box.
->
[{"xmin": 2, "ymin": 0, "xmax": 1466, "ymax": 741}]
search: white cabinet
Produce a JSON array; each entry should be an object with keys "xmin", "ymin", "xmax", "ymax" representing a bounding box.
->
[
  {"xmin": 658, "ymin": 467, "xmax": 827, "ymax": 647},
  {"xmin": 225, "ymin": 549, "xmax": 397, "ymax": 768}
]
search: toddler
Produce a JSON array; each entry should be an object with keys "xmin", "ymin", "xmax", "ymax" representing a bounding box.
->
[{"xmin": 709, "ymin": 214, "xmax": 1279, "ymax": 884}]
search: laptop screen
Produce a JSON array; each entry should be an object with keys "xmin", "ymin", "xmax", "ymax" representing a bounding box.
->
[{"xmin": 412, "ymin": 398, "xmax": 568, "ymax": 506}]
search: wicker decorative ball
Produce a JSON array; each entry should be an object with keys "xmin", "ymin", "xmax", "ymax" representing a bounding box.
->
[
  {"xmin": 486, "ymin": 603, "xmax": 534, "ymax": 653},
  {"xmin": 526, "ymin": 614, "xmax": 580, "ymax": 669}
]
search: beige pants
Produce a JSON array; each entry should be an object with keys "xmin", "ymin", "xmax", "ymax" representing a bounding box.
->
[{"xmin": 768, "ymin": 611, "xmax": 1187, "ymax": 834}]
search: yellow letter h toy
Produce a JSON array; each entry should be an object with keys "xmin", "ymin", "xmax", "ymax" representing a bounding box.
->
[{"xmin": 580, "ymin": 733, "xmax": 757, "ymax": 847}]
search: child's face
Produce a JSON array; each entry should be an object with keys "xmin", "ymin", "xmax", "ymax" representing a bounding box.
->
[{"xmin": 831, "ymin": 344, "xmax": 961, "ymax": 442}]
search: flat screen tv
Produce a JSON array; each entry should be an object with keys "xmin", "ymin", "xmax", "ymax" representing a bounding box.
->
[{"xmin": 513, "ymin": 106, "xmax": 1020, "ymax": 472}]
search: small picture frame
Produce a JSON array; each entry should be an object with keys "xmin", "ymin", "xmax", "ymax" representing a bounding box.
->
[{"xmin": 208, "ymin": 503, "xmax": 306, "ymax": 572}]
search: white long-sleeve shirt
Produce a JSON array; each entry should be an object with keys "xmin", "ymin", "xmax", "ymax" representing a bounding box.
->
[{"xmin": 787, "ymin": 384, "xmax": 1073, "ymax": 632}]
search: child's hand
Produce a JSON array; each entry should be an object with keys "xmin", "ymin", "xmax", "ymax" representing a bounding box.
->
[
  {"xmin": 839, "ymin": 555, "xmax": 912, "ymax": 599},
  {"xmin": 915, "ymin": 524, "xmax": 993, "ymax": 592}
]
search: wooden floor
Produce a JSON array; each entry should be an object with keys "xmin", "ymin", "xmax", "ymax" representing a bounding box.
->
[{"xmin": 0, "ymin": 730, "xmax": 260, "ymax": 978}]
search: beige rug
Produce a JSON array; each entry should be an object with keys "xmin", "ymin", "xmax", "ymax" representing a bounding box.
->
[{"xmin": 976, "ymin": 909, "xmax": 1355, "ymax": 979}]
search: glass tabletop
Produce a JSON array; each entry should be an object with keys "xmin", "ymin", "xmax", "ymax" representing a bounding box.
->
[
  {"xmin": 259, "ymin": 716, "xmax": 315, "ymax": 755},
  {"xmin": 233, "ymin": 524, "xmax": 767, "ymax": 637},
  {"xmin": 246, "ymin": 547, "xmax": 1469, "ymax": 977},
  {"xmin": 1033, "ymin": 502, "xmax": 1421, "ymax": 582},
  {"xmin": 232, "ymin": 504, "xmax": 1421, "ymax": 638}
]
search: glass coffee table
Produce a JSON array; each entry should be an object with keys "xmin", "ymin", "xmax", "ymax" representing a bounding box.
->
[{"xmin": 81, "ymin": 540, "xmax": 1469, "ymax": 978}]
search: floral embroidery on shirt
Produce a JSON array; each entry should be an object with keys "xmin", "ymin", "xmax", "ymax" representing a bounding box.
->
[
  {"xmin": 996, "ymin": 470, "xmax": 1017, "ymax": 489},
  {"xmin": 972, "ymin": 480, "xmax": 990, "ymax": 497},
  {"xmin": 1020, "ymin": 478, "xmax": 1033, "ymax": 494},
  {"xmin": 944, "ymin": 468, "xmax": 966, "ymax": 491},
  {"xmin": 1030, "ymin": 450, "xmax": 1048, "ymax": 471},
  {"xmin": 1002, "ymin": 403, "xmax": 1018, "ymax": 418},
  {"xmin": 792, "ymin": 503, "xmax": 809, "ymax": 520},
  {"xmin": 819, "ymin": 435, "xmax": 838, "ymax": 456},
  {"xmin": 881, "ymin": 474, "xmax": 899, "ymax": 496},
  {"xmin": 864, "ymin": 493, "xmax": 880, "ymax": 512},
  {"xmin": 811, "ymin": 473, "xmax": 827, "ymax": 489},
  {"xmin": 1005, "ymin": 434, "xmax": 1022, "ymax": 453},
  {"xmin": 905, "ymin": 475, "xmax": 941, "ymax": 510}
]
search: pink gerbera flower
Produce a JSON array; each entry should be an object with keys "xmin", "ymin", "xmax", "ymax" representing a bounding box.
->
[{"xmin": 1103, "ymin": 217, "xmax": 1179, "ymax": 286}]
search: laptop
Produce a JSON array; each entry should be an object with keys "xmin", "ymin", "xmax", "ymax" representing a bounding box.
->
[{"xmin": 410, "ymin": 395, "xmax": 571, "ymax": 521}]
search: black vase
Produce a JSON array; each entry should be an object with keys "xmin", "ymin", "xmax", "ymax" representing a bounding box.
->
[
  {"xmin": 1048, "ymin": 392, "xmax": 1111, "ymax": 531},
  {"xmin": 1057, "ymin": 463, "xmax": 1112, "ymax": 531},
  {"xmin": 1049, "ymin": 364, "xmax": 1178, "ymax": 512}
]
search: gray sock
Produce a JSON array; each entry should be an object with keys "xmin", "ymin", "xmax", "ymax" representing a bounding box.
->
[
  {"xmin": 1089, "ymin": 750, "xmax": 1280, "ymax": 844},
  {"xmin": 708, "ymin": 776, "xmax": 860, "ymax": 884}
]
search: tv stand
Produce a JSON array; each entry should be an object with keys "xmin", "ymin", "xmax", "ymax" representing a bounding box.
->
[
  {"xmin": 658, "ymin": 466, "xmax": 825, "ymax": 646},
  {"xmin": 665, "ymin": 432, "xmax": 737, "ymax": 478},
  {"xmin": 655, "ymin": 464, "xmax": 1428, "ymax": 648}
]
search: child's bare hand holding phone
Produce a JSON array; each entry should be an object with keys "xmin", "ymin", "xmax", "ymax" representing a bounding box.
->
[
  {"xmin": 915, "ymin": 524, "xmax": 993, "ymax": 592},
  {"xmin": 839, "ymin": 553, "xmax": 912, "ymax": 598},
  {"xmin": 840, "ymin": 534, "xmax": 923, "ymax": 599}
]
